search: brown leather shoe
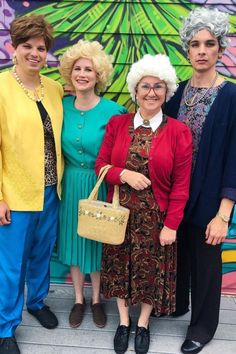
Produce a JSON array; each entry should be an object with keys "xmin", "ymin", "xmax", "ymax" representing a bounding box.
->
[
  {"xmin": 69, "ymin": 299, "xmax": 86, "ymax": 328},
  {"xmin": 90, "ymin": 301, "xmax": 106, "ymax": 328}
]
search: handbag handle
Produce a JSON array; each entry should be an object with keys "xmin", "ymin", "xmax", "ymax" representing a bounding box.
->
[
  {"xmin": 88, "ymin": 165, "xmax": 120, "ymax": 208},
  {"xmin": 89, "ymin": 165, "xmax": 111, "ymax": 201}
]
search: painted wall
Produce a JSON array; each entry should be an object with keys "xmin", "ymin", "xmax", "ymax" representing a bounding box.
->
[{"xmin": 0, "ymin": 0, "xmax": 236, "ymax": 293}]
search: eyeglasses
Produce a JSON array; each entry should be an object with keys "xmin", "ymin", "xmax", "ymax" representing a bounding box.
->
[{"xmin": 137, "ymin": 82, "xmax": 167, "ymax": 94}]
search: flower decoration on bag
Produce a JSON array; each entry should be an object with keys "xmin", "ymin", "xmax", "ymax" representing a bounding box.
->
[{"xmin": 78, "ymin": 208, "xmax": 127, "ymax": 226}]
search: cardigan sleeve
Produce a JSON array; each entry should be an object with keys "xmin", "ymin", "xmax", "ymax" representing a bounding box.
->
[
  {"xmin": 95, "ymin": 116, "xmax": 125, "ymax": 185},
  {"xmin": 221, "ymin": 91, "xmax": 236, "ymax": 201},
  {"xmin": 164, "ymin": 125, "xmax": 193, "ymax": 230}
]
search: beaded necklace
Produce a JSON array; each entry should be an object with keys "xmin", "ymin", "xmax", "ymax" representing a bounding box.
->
[
  {"xmin": 12, "ymin": 65, "xmax": 44, "ymax": 102},
  {"xmin": 183, "ymin": 72, "xmax": 218, "ymax": 107}
]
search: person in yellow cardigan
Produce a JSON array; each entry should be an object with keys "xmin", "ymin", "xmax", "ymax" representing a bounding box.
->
[{"xmin": 0, "ymin": 15, "xmax": 63, "ymax": 354}]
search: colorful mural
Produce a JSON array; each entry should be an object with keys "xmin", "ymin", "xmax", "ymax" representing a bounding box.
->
[{"xmin": 0, "ymin": 0, "xmax": 235, "ymax": 293}]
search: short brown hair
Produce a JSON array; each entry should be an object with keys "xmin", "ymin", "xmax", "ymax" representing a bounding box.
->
[{"xmin": 10, "ymin": 14, "xmax": 54, "ymax": 50}]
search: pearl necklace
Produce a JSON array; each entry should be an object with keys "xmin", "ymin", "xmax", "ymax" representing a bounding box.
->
[
  {"xmin": 12, "ymin": 66, "xmax": 44, "ymax": 102},
  {"xmin": 184, "ymin": 72, "xmax": 218, "ymax": 107}
]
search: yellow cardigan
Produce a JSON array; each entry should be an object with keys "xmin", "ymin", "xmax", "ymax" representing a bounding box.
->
[{"xmin": 0, "ymin": 71, "xmax": 63, "ymax": 211}]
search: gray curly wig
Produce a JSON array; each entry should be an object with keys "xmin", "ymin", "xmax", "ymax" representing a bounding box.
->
[{"xmin": 180, "ymin": 7, "xmax": 230, "ymax": 52}]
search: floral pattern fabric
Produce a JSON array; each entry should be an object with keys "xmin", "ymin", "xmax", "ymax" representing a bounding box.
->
[
  {"xmin": 178, "ymin": 82, "xmax": 226, "ymax": 170},
  {"xmin": 101, "ymin": 124, "xmax": 177, "ymax": 316}
]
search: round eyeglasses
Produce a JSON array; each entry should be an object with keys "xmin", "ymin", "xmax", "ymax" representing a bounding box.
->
[{"xmin": 138, "ymin": 82, "xmax": 166, "ymax": 95}]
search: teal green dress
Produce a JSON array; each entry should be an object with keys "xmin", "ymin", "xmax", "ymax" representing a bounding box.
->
[{"xmin": 58, "ymin": 96, "xmax": 126, "ymax": 274}]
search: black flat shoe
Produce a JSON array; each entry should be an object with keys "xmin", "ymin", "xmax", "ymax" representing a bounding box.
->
[
  {"xmin": 135, "ymin": 325, "xmax": 150, "ymax": 354},
  {"xmin": 171, "ymin": 308, "xmax": 189, "ymax": 317},
  {"xmin": 181, "ymin": 339, "xmax": 205, "ymax": 354},
  {"xmin": 114, "ymin": 318, "xmax": 131, "ymax": 354},
  {"xmin": 27, "ymin": 305, "xmax": 58, "ymax": 329},
  {"xmin": 0, "ymin": 337, "xmax": 20, "ymax": 354}
]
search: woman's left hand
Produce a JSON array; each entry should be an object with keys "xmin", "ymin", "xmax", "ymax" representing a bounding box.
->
[
  {"xmin": 205, "ymin": 216, "xmax": 228, "ymax": 245},
  {"xmin": 159, "ymin": 226, "xmax": 176, "ymax": 246}
]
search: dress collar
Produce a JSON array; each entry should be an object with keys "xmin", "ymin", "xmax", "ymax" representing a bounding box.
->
[{"xmin": 133, "ymin": 109, "xmax": 163, "ymax": 132}]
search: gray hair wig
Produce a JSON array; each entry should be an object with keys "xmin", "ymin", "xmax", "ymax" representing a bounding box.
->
[
  {"xmin": 126, "ymin": 54, "xmax": 177, "ymax": 102},
  {"xmin": 180, "ymin": 7, "xmax": 230, "ymax": 52}
]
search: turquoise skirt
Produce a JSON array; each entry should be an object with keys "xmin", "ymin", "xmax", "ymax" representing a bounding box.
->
[{"xmin": 58, "ymin": 166, "xmax": 107, "ymax": 274}]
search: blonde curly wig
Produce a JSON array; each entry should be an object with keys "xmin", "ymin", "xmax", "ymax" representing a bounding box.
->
[{"xmin": 59, "ymin": 39, "xmax": 113, "ymax": 93}]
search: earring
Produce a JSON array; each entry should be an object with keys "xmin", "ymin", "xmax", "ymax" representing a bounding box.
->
[
  {"xmin": 134, "ymin": 95, "xmax": 139, "ymax": 113},
  {"xmin": 44, "ymin": 62, "xmax": 48, "ymax": 68},
  {"xmin": 218, "ymin": 53, "xmax": 223, "ymax": 59},
  {"xmin": 12, "ymin": 55, "xmax": 17, "ymax": 65}
]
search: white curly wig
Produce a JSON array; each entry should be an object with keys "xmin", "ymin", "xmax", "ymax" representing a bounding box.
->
[
  {"xmin": 126, "ymin": 54, "xmax": 177, "ymax": 102},
  {"xmin": 180, "ymin": 8, "xmax": 230, "ymax": 52}
]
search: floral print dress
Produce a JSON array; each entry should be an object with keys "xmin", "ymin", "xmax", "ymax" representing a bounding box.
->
[{"xmin": 101, "ymin": 123, "xmax": 177, "ymax": 316}]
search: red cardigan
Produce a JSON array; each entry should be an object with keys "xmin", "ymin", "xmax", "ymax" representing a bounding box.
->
[{"xmin": 95, "ymin": 113, "xmax": 192, "ymax": 230}]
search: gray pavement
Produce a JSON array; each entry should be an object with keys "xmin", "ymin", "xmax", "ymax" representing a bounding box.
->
[{"xmin": 16, "ymin": 284, "xmax": 236, "ymax": 354}]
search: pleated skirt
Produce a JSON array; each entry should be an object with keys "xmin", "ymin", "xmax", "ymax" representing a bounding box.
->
[{"xmin": 58, "ymin": 165, "xmax": 107, "ymax": 274}]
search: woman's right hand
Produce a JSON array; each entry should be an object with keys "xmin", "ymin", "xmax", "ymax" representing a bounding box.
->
[
  {"xmin": 121, "ymin": 170, "xmax": 151, "ymax": 190},
  {"xmin": 159, "ymin": 226, "xmax": 176, "ymax": 246},
  {"xmin": 0, "ymin": 201, "xmax": 11, "ymax": 225}
]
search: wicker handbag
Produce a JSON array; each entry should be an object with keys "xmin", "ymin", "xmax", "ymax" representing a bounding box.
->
[{"xmin": 77, "ymin": 165, "xmax": 130, "ymax": 245}]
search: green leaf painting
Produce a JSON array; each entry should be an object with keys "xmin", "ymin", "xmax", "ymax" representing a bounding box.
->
[
  {"xmin": 2, "ymin": 0, "xmax": 235, "ymax": 109},
  {"xmin": 1, "ymin": 0, "xmax": 236, "ymax": 290}
]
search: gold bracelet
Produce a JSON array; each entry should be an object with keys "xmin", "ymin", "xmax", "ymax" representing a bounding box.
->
[{"xmin": 217, "ymin": 211, "xmax": 230, "ymax": 223}]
